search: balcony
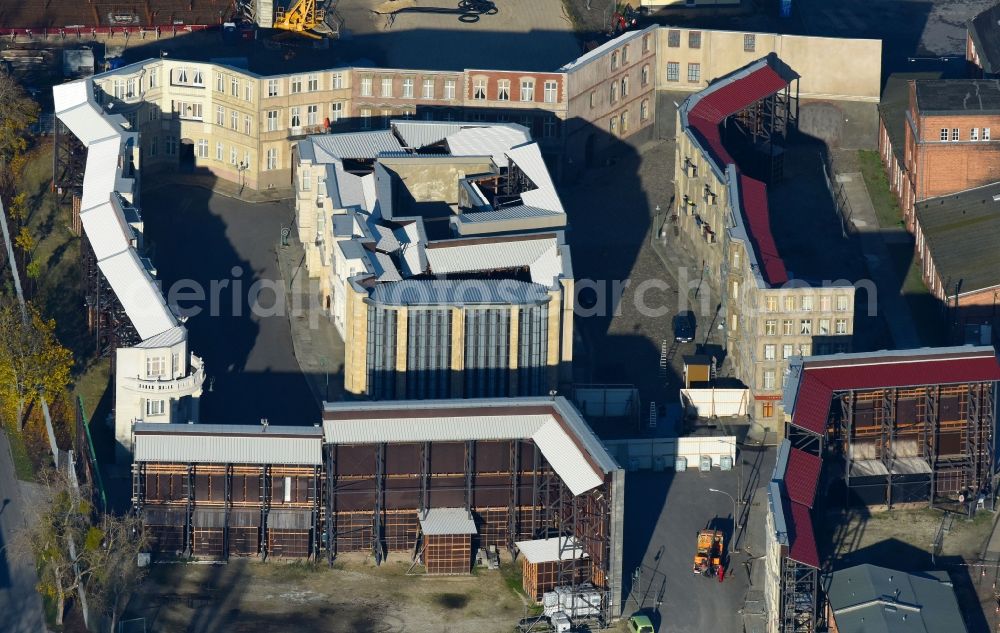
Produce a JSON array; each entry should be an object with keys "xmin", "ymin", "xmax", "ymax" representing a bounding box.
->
[{"xmin": 119, "ymin": 355, "xmax": 206, "ymax": 396}]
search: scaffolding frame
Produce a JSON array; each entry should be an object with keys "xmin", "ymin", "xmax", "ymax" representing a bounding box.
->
[
  {"xmin": 780, "ymin": 556, "xmax": 818, "ymax": 633},
  {"xmin": 727, "ymin": 77, "xmax": 799, "ymax": 183}
]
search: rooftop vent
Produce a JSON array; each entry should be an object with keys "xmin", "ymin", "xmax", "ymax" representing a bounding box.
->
[{"xmin": 992, "ymin": 194, "xmax": 1000, "ymax": 202}]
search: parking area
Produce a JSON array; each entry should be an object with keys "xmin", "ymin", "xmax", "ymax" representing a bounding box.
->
[
  {"xmin": 621, "ymin": 446, "xmax": 775, "ymax": 633},
  {"xmin": 140, "ymin": 183, "xmax": 319, "ymax": 426}
]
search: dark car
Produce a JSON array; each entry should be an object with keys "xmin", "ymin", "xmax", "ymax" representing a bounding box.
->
[{"xmin": 673, "ymin": 311, "xmax": 695, "ymax": 343}]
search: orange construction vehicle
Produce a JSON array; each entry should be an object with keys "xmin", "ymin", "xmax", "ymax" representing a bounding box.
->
[{"xmin": 692, "ymin": 529, "xmax": 724, "ymax": 577}]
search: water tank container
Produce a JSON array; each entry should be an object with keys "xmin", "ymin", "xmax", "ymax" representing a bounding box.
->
[
  {"xmin": 675, "ymin": 456, "xmax": 688, "ymax": 471},
  {"xmin": 699, "ymin": 455, "xmax": 713, "ymax": 471},
  {"xmin": 653, "ymin": 456, "xmax": 665, "ymax": 472},
  {"xmin": 720, "ymin": 455, "xmax": 733, "ymax": 471}
]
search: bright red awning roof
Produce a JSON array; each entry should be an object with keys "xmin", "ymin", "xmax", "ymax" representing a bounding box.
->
[
  {"xmin": 787, "ymin": 501, "xmax": 820, "ymax": 568},
  {"xmin": 784, "ymin": 448, "xmax": 822, "ymax": 509}
]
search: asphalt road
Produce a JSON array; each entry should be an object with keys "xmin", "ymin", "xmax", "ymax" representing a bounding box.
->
[{"xmin": 0, "ymin": 432, "xmax": 46, "ymax": 633}]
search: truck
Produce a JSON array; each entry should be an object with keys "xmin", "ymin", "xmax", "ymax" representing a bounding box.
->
[{"xmin": 692, "ymin": 529, "xmax": 724, "ymax": 577}]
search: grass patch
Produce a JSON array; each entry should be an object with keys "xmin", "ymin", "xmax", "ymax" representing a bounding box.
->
[
  {"xmin": 858, "ymin": 150, "xmax": 904, "ymax": 229},
  {"xmin": 3, "ymin": 421, "xmax": 36, "ymax": 481},
  {"xmin": 267, "ymin": 560, "xmax": 323, "ymax": 581}
]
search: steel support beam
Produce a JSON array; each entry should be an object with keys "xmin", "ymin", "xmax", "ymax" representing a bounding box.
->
[
  {"xmin": 223, "ymin": 464, "xmax": 232, "ymax": 559},
  {"xmin": 184, "ymin": 464, "xmax": 194, "ymax": 557},
  {"xmin": 373, "ymin": 443, "xmax": 386, "ymax": 564},
  {"xmin": 508, "ymin": 439, "xmax": 520, "ymax": 554},
  {"xmin": 465, "ymin": 440, "xmax": 474, "ymax": 516},
  {"xmin": 420, "ymin": 441, "xmax": 430, "ymax": 514},
  {"xmin": 326, "ymin": 448, "xmax": 336, "ymax": 564}
]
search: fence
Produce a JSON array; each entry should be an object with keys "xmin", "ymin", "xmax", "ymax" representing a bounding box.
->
[
  {"xmin": 822, "ymin": 160, "xmax": 856, "ymax": 239},
  {"xmin": 0, "ymin": 24, "xmax": 217, "ymax": 39},
  {"xmin": 75, "ymin": 396, "xmax": 108, "ymax": 512}
]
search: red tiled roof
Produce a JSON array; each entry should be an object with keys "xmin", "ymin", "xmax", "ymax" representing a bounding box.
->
[
  {"xmin": 686, "ymin": 62, "xmax": 792, "ymax": 286},
  {"xmin": 789, "ymin": 354, "xmax": 1000, "ymax": 435},
  {"xmin": 787, "ymin": 501, "xmax": 820, "ymax": 568},
  {"xmin": 785, "ymin": 448, "xmax": 822, "ymax": 508}
]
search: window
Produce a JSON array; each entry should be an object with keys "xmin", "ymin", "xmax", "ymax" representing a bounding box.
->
[
  {"xmin": 266, "ymin": 148, "xmax": 278, "ymax": 170},
  {"xmin": 113, "ymin": 79, "xmax": 124, "ymax": 99},
  {"xmin": 819, "ymin": 319, "xmax": 830, "ymax": 335},
  {"xmin": 800, "ymin": 343, "xmax": 812, "ymax": 356},
  {"xmin": 986, "ymin": 127, "xmax": 992, "ymax": 140},
  {"xmin": 267, "ymin": 110, "xmax": 279, "ymax": 131},
  {"xmin": 149, "ymin": 68, "xmax": 158, "ymax": 88},
  {"xmin": 641, "ymin": 64, "xmax": 650, "ymax": 86},
  {"xmin": 245, "ymin": 83, "xmax": 253, "ymax": 102},
  {"xmin": 126, "ymin": 78, "xmax": 136, "ymax": 99},
  {"xmin": 175, "ymin": 68, "xmax": 189, "ymax": 84},
  {"xmin": 764, "ymin": 344, "xmax": 776, "ymax": 360},
  {"xmin": 230, "ymin": 146, "xmax": 238, "ymax": 165},
  {"xmin": 231, "ymin": 77, "xmax": 239, "ymax": 96},
  {"xmin": 215, "ymin": 73, "xmax": 224, "ymax": 92},
  {"xmin": 307, "ymin": 104, "xmax": 319, "ymax": 126},
  {"xmin": 689, "ymin": 31, "xmax": 701, "ymax": 48},
  {"xmin": 640, "ymin": 99, "xmax": 649, "ymax": 121},
  {"xmin": 332, "ymin": 72, "xmax": 344, "ymax": 89},
  {"xmin": 244, "ymin": 150, "xmax": 250, "ymax": 169},
  {"xmin": 230, "ymin": 110, "xmax": 239, "ymax": 130},
  {"xmin": 621, "ymin": 76, "xmax": 628, "ymax": 98},
  {"xmin": 783, "ymin": 296, "xmax": 795, "ymax": 311},
  {"xmin": 687, "ymin": 63, "xmax": 701, "ymax": 83},
  {"xmin": 360, "ymin": 107, "xmax": 372, "ymax": 128},
  {"xmin": 381, "ymin": 108, "xmax": 391, "ymax": 128},
  {"xmin": 149, "ymin": 136, "xmax": 157, "ymax": 156},
  {"xmin": 146, "ymin": 400, "xmax": 165, "ymax": 417},
  {"xmin": 268, "ymin": 79, "xmax": 280, "ymax": 97},
  {"xmin": 543, "ymin": 116, "xmax": 556, "ymax": 138},
  {"xmin": 331, "ymin": 101, "xmax": 343, "ymax": 122},
  {"xmin": 761, "ymin": 401, "xmax": 774, "ymax": 418},
  {"xmin": 360, "ymin": 76, "xmax": 372, "ymax": 96},
  {"xmin": 952, "ymin": 128, "xmax": 959, "ymax": 141},
  {"xmin": 290, "ymin": 106, "xmax": 301, "ymax": 129},
  {"xmin": 444, "ymin": 79, "xmax": 456, "ymax": 100},
  {"xmin": 763, "ymin": 370, "xmax": 775, "ymax": 390},
  {"xmin": 244, "ymin": 114, "xmax": 252, "ymax": 135},
  {"xmin": 610, "ymin": 117, "xmax": 617, "ymax": 135},
  {"xmin": 765, "ymin": 296, "xmax": 778, "ymax": 312},
  {"xmin": 972, "ymin": 127, "xmax": 980, "ymax": 141},
  {"xmin": 666, "ymin": 62, "xmax": 679, "ymax": 82},
  {"xmin": 544, "ymin": 80, "xmax": 557, "ymax": 103},
  {"xmin": 215, "ymin": 105, "xmax": 225, "ymax": 126},
  {"xmin": 165, "ymin": 136, "xmax": 176, "ymax": 155},
  {"xmin": 643, "ymin": 34, "xmax": 650, "ymax": 53},
  {"xmin": 800, "ymin": 319, "xmax": 812, "ymax": 335},
  {"xmin": 620, "ymin": 112, "xmax": 628, "ymax": 133},
  {"xmin": 521, "ymin": 79, "xmax": 535, "ymax": 101},
  {"xmin": 820, "ymin": 296, "xmax": 832, "ymax": 312},
  {"xmin": 302, "ymin": 169, "xmax": 311, "ymax": 191},
  {"xmin": 668, "ymin": 29, "xmax": 680, "ymax": 47},
  {"xmin": 146, "ymin": 356, "xmax": 166, "ymax": 378},
  {"xmin": 801, "ymin": 296, "xmax": 813, "ymax": 311},
  {"xmin": 497, "ymin": 79, "xmax": 510, "ymax": 101},
  {"xmin": 381, "ymin": 77, "xmax": 393, "ymax": 97},
  {"xmin": 611, "ymin": 51, "xmax": 619, "ymax": 70},
  {"xmin": 782, "ymin": 344, "xmax": 794, "ymax": 360},
  {"xmin": 744, "ymin": 34, "xmax": 755, "ymax": 52},
  {"xmin": 765, "ymin": 319, "xmax": 777, "ymax": 336},
  {"xmin": 622, "ymin": 45, "xmax": 629, "ymax": 64},
  {"xmin": 216, "ymin": 142, "xmax": 223, "ymax": 160},
  {"xmin": 939, "ymin": 128, "xmax": 949, "ymax": 141},
  {"xmin": 782, "ymin": 319, "xmax": 794, "ymax": 336},
  {"xmin": 835, "ymin": 318, "xmax": 848, "ymax": 335},
  {"xmin": 610, "ymin": 82, "xmax": 618, "ymax": 103},
  {"xmin": 474, "ymin": 78, "xmax": 487, "ymax": 100},
  {"xmin": 291, "ymin": 76, "xmax": 302, "ymax": 93},
  {"xmin": 589, "ymin": 91, "xmax": 597, "ymax": 109},
  {"xmin": 422, "ymin": 78, "xmax": 434, "ymax": 99},
  {"xmin": 308, "ymin": 74, "xmax": 319, "ymax": 91},
  {"xmin": 836, "ymin": 295, "xmax": 849, "ymax": 311}
]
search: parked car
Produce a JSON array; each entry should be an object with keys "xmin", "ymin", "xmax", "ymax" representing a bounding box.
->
[
  {"xmin": 673, "ymin": 311, "xmax": 695, "ymax": 343},
  {"xmin": 627, "ymin": 614, "xmax": 655, "ymax": 633}
]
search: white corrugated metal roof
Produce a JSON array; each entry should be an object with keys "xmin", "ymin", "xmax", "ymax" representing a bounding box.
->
[
  {"xmin": 99, "ymin": 249, "xmax": 176, "ymax": 339},
  {"xmin": 446, "ymin": 125, "xmax": 531, "ymax": 166},
  {"xmin": 392, "ymin": 121, "xmax": 462, "ymax": 149},
  {"xmin": 135, "ymin": 325, "xmax": 187, "ymax": 349},
  {"xmin": 81, "ymin": 137, "xmax": 123, "ymax": 211},
  {"xmin": 507, "ymin": 143, "xmax": 564, "ymax": 215},
  {"xmin": 558, "ymin": 25, "xmax": 656, "ymax": 72},
  {"xmin": 515, "ymin": 537, "xmax": 587, "ymax": 563},
  {"xmin": 419, "ymin": 508, "xmax": 478, "ymax": 535},
  {"xmin": 79, "ymin": 200, "xmax": 132, "ymax": 260},
  {"xmin": 53, "ymin": 79, "xmax": 89, "ymax": 114},
  {"xmin": 57, "ymin": 102, "xmax": 119, "ymax": 145},
  {"xmin": 310, "ymin": 130, "xmax": 403, "ymax": 161},
  {"xmin": 133, "ymin": 424, "xmax": 323, "ymax": 465},
  {"xmin": 424, "ymin": 237, "xmax": 556, "ymax": 277},
  {"xmin": 369, "ymin": 251, "xmax": 402, "ymax": 281},
  {"xmin": 532, "ymin": 419, "xmax": 604, "ymax": 495}
]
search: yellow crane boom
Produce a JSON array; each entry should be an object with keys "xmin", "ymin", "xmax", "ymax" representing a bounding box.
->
[{"xmin": 274, "ymin": 0, "xmax": 327, "ymax": 38}]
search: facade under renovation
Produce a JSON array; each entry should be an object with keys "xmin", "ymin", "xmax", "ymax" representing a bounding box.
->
[
  {"xmin": 783, "ymin": 346, "xmax": 1000, "ymax": 509},
  {"xmin": 132, "ymin": 397, "xmax": 624, "ymax": 620},
  {"xmin": 293, "ymin": 122, "xmax": 574, "ymax": 400}
]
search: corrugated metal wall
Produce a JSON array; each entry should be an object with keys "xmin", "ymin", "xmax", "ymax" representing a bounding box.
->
[
  {"xmin": 464, "ymin": 308, "xmax": 511, "ymax": 397},
  {"xmin": 406, "ymin": 308, "xmax": 452, "ymax": 399},
  {"xmin": 367, "ymin": 306, "xmax": 397, "ymax": 399},
  {"xmin": 518, "ymin": 305, "xmax": 549, "ymax": 396}
]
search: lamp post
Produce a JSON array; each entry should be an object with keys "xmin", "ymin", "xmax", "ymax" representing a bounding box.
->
[{"xmin": 709, "ymin": 487, "xmax": 739, "ymax": 555}]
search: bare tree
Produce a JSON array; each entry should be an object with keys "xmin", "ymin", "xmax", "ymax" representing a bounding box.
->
[{"xmin": 88, "ymin": 513, "xmax": 149, "ymax": 633}]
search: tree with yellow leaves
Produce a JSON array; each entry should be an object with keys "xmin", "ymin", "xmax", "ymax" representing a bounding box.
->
[{"xmin": 0, "ymin": 302, "xmax": 73, "ymax": 430}]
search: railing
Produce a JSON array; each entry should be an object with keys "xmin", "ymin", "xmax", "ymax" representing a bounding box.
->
[{"xmin": 119, "ymin": 357, "xmax": 206, "ymax": 394}]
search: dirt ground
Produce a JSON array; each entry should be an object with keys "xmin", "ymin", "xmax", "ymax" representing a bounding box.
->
[{"xmin": 123, "ymin": 554, "xmax": 528, "ymax": 633}]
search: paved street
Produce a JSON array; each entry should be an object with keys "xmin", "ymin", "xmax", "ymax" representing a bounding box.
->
[
  {"xmin": 0, "ymin": 433, "xmax": 46, "ymax": 633},
  {"xmin": 141, "ymin": 184, "xmax": 319, "ymax": 426},
  {"xmin": 622, "ymin": 446, "xmax": 775, "ymax": 633}
]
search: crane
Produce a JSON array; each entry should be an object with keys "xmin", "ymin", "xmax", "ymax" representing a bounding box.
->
[{"xmin": 273, "ymin": 0, "xmax": 327, "ymax": 39}]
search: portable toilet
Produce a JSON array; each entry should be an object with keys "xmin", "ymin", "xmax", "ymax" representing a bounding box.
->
[
  {"xmin": 720, "ymin": 455, "xmax": 733, "ymax": 471},
  {"xmin": 675, "ymin": 456, "xmax": 688, "ymax": 471},
  {"xmin": 654, "ymin": 456, "xmax": 665, "ymax": 472},
  {"xmin": 699, "ymin": 455, "xmax": 712, "ymax": 471}
]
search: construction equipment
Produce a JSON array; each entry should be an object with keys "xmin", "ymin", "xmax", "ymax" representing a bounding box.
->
[
  {"xmin": 692, "ymin": 529, "xmax": 724, "ymax": 577},
  {"xmin": 274, "ymin": 0, "xmax": 329, "ymax": 39}
]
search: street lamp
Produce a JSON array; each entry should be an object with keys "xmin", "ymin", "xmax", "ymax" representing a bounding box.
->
[{"xmin": 709, "ymin": 487, "xmax": 739, "ymax": 555}]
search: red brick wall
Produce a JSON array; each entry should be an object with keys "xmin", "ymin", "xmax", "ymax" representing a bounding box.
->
[{"xmin": 465, "ymin": 70, "xmax": 564, "ymax": 104}]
